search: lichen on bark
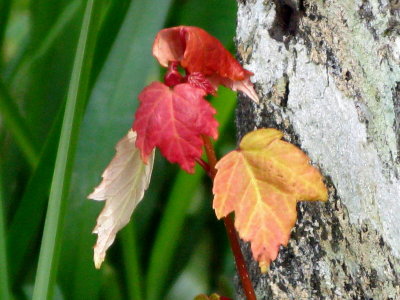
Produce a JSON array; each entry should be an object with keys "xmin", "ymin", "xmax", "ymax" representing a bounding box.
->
[{"xmin": 234, "ymin": 0, "xmax": 400, "ymax": 298}]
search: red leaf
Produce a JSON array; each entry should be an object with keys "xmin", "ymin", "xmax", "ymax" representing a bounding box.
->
[
  {"xmin": 133, "ymin": 82, "xmax": 218, "ymax": 173},
  {"xmin": 152, "ymin": 26, "xmax": 259, "ymax": 102},
  {"xmin": 187, "ymin": 72, "xmax": 216, "ymax": 95}
]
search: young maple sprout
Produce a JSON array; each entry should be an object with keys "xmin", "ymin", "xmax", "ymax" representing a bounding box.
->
[
  {"xmin": 88, "ymin": 26, "xmax": 259, "ymax": 268},
  {"xmin": 88, "ymin": 25, "xmax": 327, "ymax": 298}
]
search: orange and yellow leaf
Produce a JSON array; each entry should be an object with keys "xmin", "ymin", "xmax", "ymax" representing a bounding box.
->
[{"xmin": 213, "ymin": 128, "xmax": 328, "ymax": 272}]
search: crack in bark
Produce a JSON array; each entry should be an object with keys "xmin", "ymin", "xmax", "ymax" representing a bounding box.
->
[{"xmin": 269, "ymin": 0, "xmax": 302, "ymax": 45}]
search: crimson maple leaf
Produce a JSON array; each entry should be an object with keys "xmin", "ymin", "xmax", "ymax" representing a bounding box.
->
[
  {"xmin": 132, "ymin": 82, "xmax": 218, "ymax": 173},
  {"xmin": 152, "ymin": 26, "xmax": 259, "ymax": 102}
]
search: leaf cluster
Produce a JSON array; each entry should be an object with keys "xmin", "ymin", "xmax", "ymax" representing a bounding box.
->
[{"xmin": 90, "ymin": 22, "xmax": 327, "ymax": 298}]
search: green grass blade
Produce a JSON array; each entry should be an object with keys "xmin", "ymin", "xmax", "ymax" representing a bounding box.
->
[
  {"xmin": 32, "ymin": 1, "xmax": 102, "ymax": 299},
  {"xmin": 0, "ymin": 0, "xmax": 11, "ymax": 67},
  {"xmin": 5, "ymin": 1, "xmax": 84, "ymax": 146},
  {"xmin": 146, "ymin": 88, "xmax": 236, "ymax": 300},
  {"xmin": 120, "ymin": 223, "xmax": 143, "ymax": 300},
  {"xmin": 146, "ymin": 168, "xmax": 203, "ymax": 300},
  {"xmin": 0, "ymin": 170, "xmax": 11, "ymax": 300},
  {"xmin": 0, "ymin": 79, "xmax": 39, "ymax": 167},
  {"xmin": 100, "ymin": 264, "xmax": 124, "ymax": 300},
  {"xmin": 168, "ymin": 0, "xmax": 236, "ymax": 46},
  {"xmin": 27, "ymin": 0, "xmax": 80, "ymax": 62},
  {"xmin": 89, "ymin": 0, "xmax": 130, "ymax": 85},
  {"xmin": 7, "ymin": 102, "xmax": 63, "ymax": 282},
  {"xmin": 7, "ymin": 0, "xmax": 80, "ymax": 82}
]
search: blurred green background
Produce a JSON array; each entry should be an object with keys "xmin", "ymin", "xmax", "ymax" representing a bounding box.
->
[{"xmin": 0, "ymin": 0, "xmax": 240, "ymax": 299}]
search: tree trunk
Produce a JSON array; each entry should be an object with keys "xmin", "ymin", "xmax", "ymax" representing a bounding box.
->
[{"xmin": 234, "ymin": 0, "xmax": 400, "ymax": 299}]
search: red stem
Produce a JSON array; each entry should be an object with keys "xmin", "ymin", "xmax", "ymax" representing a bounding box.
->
[
  {"xmin": 199, "ymin": 135, "xmax": 257, "ymax": 300},
  {"xmin": 223, "ymin": 216, "xmax": 256, "ymax": 300},
  {"xmin": 195, "ymin": 157, "xmax": 212, "ymax": 178},
  {"xmin": 201, "ymin": 136, "xmax": 217, "ymax": 179}
]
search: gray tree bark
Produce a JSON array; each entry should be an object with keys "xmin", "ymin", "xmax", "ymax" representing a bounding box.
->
[{"xmin": 234, "ymin": 0, "xmax": 400, "ymax": 299}]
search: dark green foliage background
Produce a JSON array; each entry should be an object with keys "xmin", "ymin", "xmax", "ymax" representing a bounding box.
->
[{"xmin": 0, "ymin": 0, "xmax": 239, "ymax": 299}]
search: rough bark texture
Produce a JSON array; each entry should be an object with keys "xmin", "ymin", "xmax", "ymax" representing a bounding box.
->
[{"xmin": 234, "ymin": 0, "xmax": 400, "ymax": 299}]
